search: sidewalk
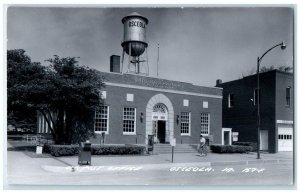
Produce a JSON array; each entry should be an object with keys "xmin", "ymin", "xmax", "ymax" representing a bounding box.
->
[
  {"xmin": 56, "ymin": 151, "xmax": 293, "ymax": 167},
  {"xmin": 7, "ymin": 141, "xmax": 294, "ymax": 169},
  {"xmin": 6, "ymin": 141, "xmax": 294, "ymax": 185},
  {"xmin": 7, "ymin": 143, "xmax": 293, "ymax": 183}
]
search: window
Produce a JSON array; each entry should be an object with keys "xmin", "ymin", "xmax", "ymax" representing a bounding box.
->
[
  {"xmin": 228, "ymin": 93, "xmax": 234, "ymax": 108},
  {"xmin": 200, "ymin": 113, "xmax": 210, "ymax": 135},
  {"xmin": 286, "ymin": 87, "xmax": 291, "ymax": 107},
  {"xmin": 180, "ymin": 112, "xmax": 191, "ymax": 135},
  {"xmin": 254, "ymin": 89, "xmax": 261, "ymax": 105},
  {"xmin": 95, "ymin": 106, "xmax": 109, "ymax": 133},
  {"xmin": 123, "ymin": 107, "xmax": 136, "ymax": 134}
]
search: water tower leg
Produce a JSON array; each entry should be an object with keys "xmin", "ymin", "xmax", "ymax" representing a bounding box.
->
[
  {"xmin": 137, "ymin": 56, "xmax": 140, "ymax": 74},
  {"xmin": 146, "ymin": 47, "xmax": 149, "ymax": 76},
  {"xmin": 121, "ymin": 50, "xmax": 125, "ymax": 74},
  {"xmin": 127, "ymin": 42, "xmax": 131, "ymax": 73}
]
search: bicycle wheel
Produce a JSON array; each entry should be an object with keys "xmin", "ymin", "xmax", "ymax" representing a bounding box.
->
[{"xmin": 203, "ymin": 146, "xmax": 208, "ymax": 156}]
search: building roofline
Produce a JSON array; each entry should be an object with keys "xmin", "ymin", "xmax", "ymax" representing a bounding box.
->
[
  {"xmin": 97, "ymin": 70, "xmax": 223, "ymax": 90},
  {"xmin": 217, "ymin": 69, "xmax": 293, "ymax": 86}
]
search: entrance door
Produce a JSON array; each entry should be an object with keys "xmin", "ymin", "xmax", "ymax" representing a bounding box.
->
[
  {"xmin": 260, "ymin": 130, "xmax": 269, "ymax": 151},
  {"xmin": 224, "ymin": 131, "xmax": 230, "ymax": 145},
  {"xmin": 157, "ymin": 121, "xmax": 166, "ymax": 143},
  {"xmin": 222, "ymin": 128, "xmax": 232, "ymax": 145}
]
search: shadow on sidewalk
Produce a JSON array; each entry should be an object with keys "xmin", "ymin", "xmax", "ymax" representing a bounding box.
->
[{"xmin": 7, "ymin": 146, "xmax": 36, "ymax": 152}]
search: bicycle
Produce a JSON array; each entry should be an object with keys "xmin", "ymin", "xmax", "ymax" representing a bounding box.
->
[{"xmin": 198, "ymin": 144, "xmax": 208, "ymax": 156}]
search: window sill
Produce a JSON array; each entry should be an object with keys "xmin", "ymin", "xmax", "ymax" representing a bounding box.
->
[
  {"xmin": 123, "ymin": 132, "xmax": 136, "ymax": 136},
  {"xmin": 181, "ymin": 134, "xmax": 191, "ymax": 136},
  {"xmin": 201, "ymin": 134, "xmax": 209, "ymax": 136},
  {"xmin": 95, "ymin": 131, "xmax": 109, "ymax": 135}
]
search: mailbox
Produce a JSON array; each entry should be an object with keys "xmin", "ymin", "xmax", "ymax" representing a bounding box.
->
[
  {"xmin": 78, "ymin": 141, "xmax": 91, "ymax": 165},
  {"xmin": 148, "ymin": 135, "xmax": 154, "ymax": 152}
]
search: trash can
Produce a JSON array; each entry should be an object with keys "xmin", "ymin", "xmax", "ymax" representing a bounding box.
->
[
  {"xmin": 148, "ymin": 135, "xmax": 154, "ymax": 152},
  {"xmin": 78, "ymin": 141, "xmax": 91, "ymax": 165}
]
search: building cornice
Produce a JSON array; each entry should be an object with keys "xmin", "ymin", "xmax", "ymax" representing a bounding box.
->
[{"xmin": 105, "ymin": 82, "xmax": 223, "ymax": 99}]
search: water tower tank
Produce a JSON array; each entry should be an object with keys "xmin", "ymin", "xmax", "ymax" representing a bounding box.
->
[{"xmin": 121, "ymin": 12, "xmax": 148, "ymax": 57}]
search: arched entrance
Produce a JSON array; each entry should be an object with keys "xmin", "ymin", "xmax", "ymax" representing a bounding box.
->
[
  {"xmin": 145, "ymin": 94, "xmax": 174, "ymax": 144},
  {"xmin": 153, "ymin": 103, "xmax": 168, "ymax": 143}
]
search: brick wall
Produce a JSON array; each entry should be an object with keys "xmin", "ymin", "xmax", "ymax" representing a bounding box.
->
[
  {"xmin": 218, "ymin": 70, "xmax": 293, "ymax": 153},
  {"xmin": 90, "ymin": 84, "xmax": 222, "ymax": 145}
]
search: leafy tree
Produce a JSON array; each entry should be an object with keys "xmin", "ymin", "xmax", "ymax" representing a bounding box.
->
[
  {"xmin": 260, "ymin": 65, "xmax": 293, "ymax": 73},
  {"xmin": 259, "ymin": 65, "xmax": 275, "ymax": 73},
  {"xmin": 242, "ymin": 65, "xmax": 293, "ymax": 78},
  {"xmin": 7, "ymin": 49, "xmax": 44, "ymax": 132},
  {"xmin": 278, "ymin": 65, "xmax": 293, "ymax": 73},
  {"xmin": 8, "ymin": 50, "xmax": 104, "ymax": 144}
]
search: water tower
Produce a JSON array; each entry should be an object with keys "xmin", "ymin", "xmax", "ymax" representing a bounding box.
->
[{"xmin": 121, "ymin": 12, "xmax": 149, "ymax": 75}]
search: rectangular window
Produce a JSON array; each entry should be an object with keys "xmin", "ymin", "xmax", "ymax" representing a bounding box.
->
[
  {"xmin": 286, "ymin": 87, "xmax": 291, "ymax": 107},
  {"xmin": 228, "ymin": 93, "xmax": 234, "ymax": 108},
  {"xmin": 254, "ymin": 89, "xmax": 261, "ymax": 105},
  {"xmin": 200, "ymin": 113, "xmax": 210, "ymax": 135},
  {"xmin": 95, "ymin": 106, "xmax": 109, "ymax": 133},
  {"xmin": 180, "ymin": 112, "xmax": 191, "ymax": 135},
  {"xmin": 123, "ymin": 107, "xmax": 136, "ymax": 134}
]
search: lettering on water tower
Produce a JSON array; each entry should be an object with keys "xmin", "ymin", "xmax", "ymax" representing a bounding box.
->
[{"xmin": 128, "ymin": 20, "xmax": 146, "ymax": 28}]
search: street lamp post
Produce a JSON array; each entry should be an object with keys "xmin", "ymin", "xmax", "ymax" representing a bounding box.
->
[{"xmin": 256, "ymin": 42, "xmax": 286, "ymax": 159}]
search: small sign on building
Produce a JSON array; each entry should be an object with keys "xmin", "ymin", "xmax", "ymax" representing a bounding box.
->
[{"xmin": 232, "ymin": 132, "xmax": 239, "ymax": 142}]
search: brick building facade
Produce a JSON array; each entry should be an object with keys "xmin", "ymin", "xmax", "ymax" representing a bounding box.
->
[
  {"xmin": 217, "ymin": 70, "xmax": 293, "ymax": 153},
  {"xmin": 37, "ymin": 69, "xmax": 223, "ymax": 146}
]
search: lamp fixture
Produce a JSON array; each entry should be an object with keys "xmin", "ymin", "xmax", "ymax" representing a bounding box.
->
[{"xmin": 140, "ymin": 112, "xmax": 144, "ymax": 122}]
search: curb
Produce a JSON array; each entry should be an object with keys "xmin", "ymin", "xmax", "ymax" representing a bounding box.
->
[
  {"xmin": 211, "ymin": 159, "xmax": 292, "ymax": 166},
  {"xmin": 41, "ymin": 162, "xmax": 212, "ymax": 173},
  {"xmin": 41, "ymin": 159, "xmax": 292, "ymax": 174}
]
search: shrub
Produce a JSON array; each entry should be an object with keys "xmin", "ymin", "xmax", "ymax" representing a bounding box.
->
[
  {"xmin": 232, "ymin": 142, "xmax": 257, "ymax": 151},
  {"xmin": 43, "ymin": 144, "xmax": 79, "ymax": 157},
  {"xmin": 210, "ymin": 144, "xmax": 252, "ymax": 153},
  {"xmin": 92, "ymin": 145, "xmax": 145, "ymax": 155},
  {"xmin": 43, "ymin": 144, "xmax": 145, "ymax": 157}
]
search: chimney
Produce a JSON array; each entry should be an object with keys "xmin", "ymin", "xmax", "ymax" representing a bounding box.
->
[
  {"xmin": 216, "ymin": 79, "xmax": 222, "ymax": 86},
  {"xmin": 110, "ymin": 55, "xmax": 121, "ymax": 73}
]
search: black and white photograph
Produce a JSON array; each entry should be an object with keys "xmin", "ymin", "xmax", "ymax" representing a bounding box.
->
[{"xmin": 4, "ymin": 4, "xmax": 295, "ymax": 188}]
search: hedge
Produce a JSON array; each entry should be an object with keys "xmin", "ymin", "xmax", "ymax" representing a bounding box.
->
[
  {"xmin": 210, "ymin": 144, "xmax": 252, "ymax": 153},
  {"xmin": 43, "ymin": 144, "xmax": 79, "ymax": 157},
  {"xmin": 43, "ymin": 144, "xmax": 146, "ymax": 157},
  {"xmin": 232, "ymin": 142, "xmax": 257, "ymax": 152}
]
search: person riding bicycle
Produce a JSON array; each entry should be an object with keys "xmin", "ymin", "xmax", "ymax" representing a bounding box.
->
[{"xmin": 198, "ymin": 135, "xmax": 207, "ymax": 156}]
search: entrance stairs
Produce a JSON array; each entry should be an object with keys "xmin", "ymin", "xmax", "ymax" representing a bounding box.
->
[{"xmin": 153, "ymin": 144, "xmax": 198, "ymax": 154}]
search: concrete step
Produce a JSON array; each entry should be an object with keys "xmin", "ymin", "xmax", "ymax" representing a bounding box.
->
[{"xmin": 153, "ymin": 144, "xmax": 198, "ymax": 154}]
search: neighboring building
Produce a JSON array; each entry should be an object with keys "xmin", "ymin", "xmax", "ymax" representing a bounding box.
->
[
  {"xmin": 216, "ymin": 70, "xmax": 294, "ymax": 153},
  {"xmin": 37, "ymin": 58, "xmax": 223, "ymax": 146}
]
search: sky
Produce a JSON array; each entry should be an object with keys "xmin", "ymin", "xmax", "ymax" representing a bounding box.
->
[{"xmin": 7, "ymin": 6, "xmax": 294, "ymax": 87}]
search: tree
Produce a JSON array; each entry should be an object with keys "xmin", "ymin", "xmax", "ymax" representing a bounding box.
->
[
  {"xmin": 8, "ymin": 50, "xmax": 104, "ymax": 144},
  {"xmin": 259, "ymin": 65, "xmax": 274, "ymax": 73},
  {"xmin": 278, "ymin": 65, "xmax": 293, "ymax": 73},
  {"xmin": 7, "ymin": 49, "xmax": 45, "ymax": 132},
  {"xmin": 42, "ymin": 55, "xmax": 105, "ymax": 144},
  {"xmin": 242, "ymin": 65, "xmax": 293, "ymax": 78}
]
